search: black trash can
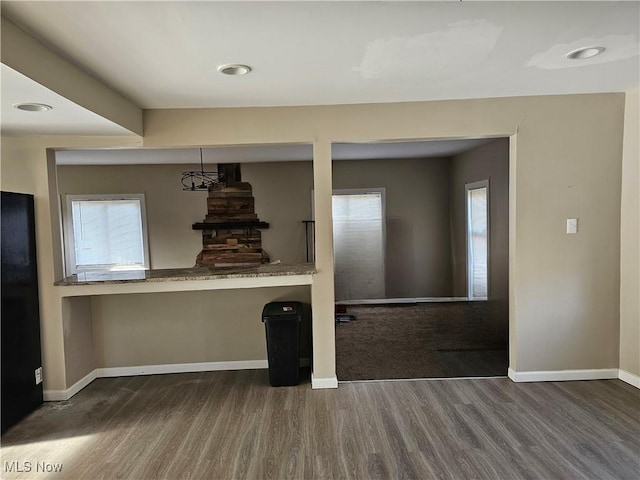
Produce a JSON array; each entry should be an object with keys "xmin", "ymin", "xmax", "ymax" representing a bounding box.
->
[{"xmin": 262, "ymin": 301, "xmax": 303, "ymax": 387}]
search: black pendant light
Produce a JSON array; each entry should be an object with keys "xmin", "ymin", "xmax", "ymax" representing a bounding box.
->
[{"xmin": 181, "ymin": 148, "xmax": 218, "ymax": 191}]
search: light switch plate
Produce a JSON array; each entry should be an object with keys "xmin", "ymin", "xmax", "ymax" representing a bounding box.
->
[
  {"xmin": 35, "ymin": 367, "xmax": 43, "ymax": 385},
  {"xmin": 566, "ymin": 218, "xmax": 578, "ymax": 234}
]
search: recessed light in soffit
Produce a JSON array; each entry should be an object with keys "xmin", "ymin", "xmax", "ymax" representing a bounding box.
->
[
  {"xmin": 12, "ymin": 102, "xmax": 53, "ymax": 112},
  {"xmin": 217, "ymin": 64, "xmax": 252, "ymax": 76}
]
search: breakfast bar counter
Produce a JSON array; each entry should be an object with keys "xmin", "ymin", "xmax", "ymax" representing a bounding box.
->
[{"xmin": 54, "ymin": 263, "xmax": 316, "ymax": 297}]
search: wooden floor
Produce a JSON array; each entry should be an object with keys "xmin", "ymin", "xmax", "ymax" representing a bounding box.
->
[{"xmin": 1, "ymin": 370, "xmax": 639, "ymax": 479}]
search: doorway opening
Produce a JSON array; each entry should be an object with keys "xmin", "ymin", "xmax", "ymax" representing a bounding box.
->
[{"xmin": 331, "ymin": 137, "xmax": 510, "ymax": 381}]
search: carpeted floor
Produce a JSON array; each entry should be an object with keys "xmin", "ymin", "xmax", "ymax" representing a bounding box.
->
[{"xmin": 335, "ymin": 302, "xmax": 508, "ymax": 381}]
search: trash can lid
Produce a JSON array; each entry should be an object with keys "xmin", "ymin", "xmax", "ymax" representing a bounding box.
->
[{"xmin": 262, "ymin": 301, "xmax": 303, "ymax": 319}]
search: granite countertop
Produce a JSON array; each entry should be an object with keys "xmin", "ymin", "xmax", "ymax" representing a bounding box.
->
[{"xmin": 54, "ymin": 263, "xmax": 317, "ymax": 286}]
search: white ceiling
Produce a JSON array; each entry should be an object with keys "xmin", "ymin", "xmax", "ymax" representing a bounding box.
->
[
  {"xmin": 1, "ymin": 1, "xmax": 638, "ymax": 136},
  {"xmin": 55, "ymin": 138, "xmax": 495, "ymax": 165}
]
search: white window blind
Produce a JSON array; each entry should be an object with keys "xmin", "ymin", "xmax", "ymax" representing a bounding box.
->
[
  {"xmin": 332, "ymin": 191, "xmax": 385, "ymax": 301},
  {"xmin": 467, "ymin": 185, "xmax": 488, "ymax": 299},
  {"xmin": 66, "ymin": 195, "xmax": 149, "ymax": 273}
]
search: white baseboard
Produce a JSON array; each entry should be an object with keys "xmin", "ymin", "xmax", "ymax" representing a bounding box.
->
[
  {"xmin": 45, "ymin": 365, "xmax": 636, "ymax": 400},
  {"xmin": 45, "ymin": 359, "xmax": 316, "ymax": 400},
  {"xmin": 43, "ymin": 390, "xmax": 68, "ymax": 401},
  {"xmin": 618, "ymin": 369, "xmax": 640, "ymax": 388},
  {"xmin": 337, "ymin": 297, "xmax": 469, "ymax": 306},
  {"xmin": 341, "ymin": 375, "xmax": 507, "ymax": 384},
  {"xmin": 44, "ymin": 369, "xmax": 97, "ymax": 401},
  {"xmin": 311, "ymin": 373, "xmax": 338, "ymax": 389},
  {"xmin": 67, "ymin": 369, "xmax": 98, "ymax": 397},
  {"xmin": 508, "ymin": 368, "xmax": 619, "ymax": 383},
  {"xmin": 96, "ymin": 360, "xmax": 268, "ymax": 378}
]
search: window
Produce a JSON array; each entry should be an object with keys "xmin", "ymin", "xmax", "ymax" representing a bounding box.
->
[
  {"xmin": 332, "ymin": 189, "xmax": 386, "ymax": 301},
  {"xmin": 466, "ymin": 181, "xmax": 489, "ymax": 300},
  {"xmin": 64, "ymin": 194, "xmax": 150, "ymax": 274}
]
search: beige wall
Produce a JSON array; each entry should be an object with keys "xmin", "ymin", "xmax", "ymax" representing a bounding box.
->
[
  {"xmin": 0, "ymin": 92, "xmax": 629, "ymax": 392},
  {"xmin": 57, "ymin": 161, "xmax": 315, "ymax": 370},
  {"xmin": 57, "ymin": 161, "xmax": 315, "ymax": 269},
  {"xmin": 58, "ymin": 157, "xmax": 455, "ymax": 298},
  {"xmin": 57, "ymin": 163, "xmax": 207, "ymax": 270},
  {"xmin": 62, "ymin": 296, "xmax": 95, "ymax": 386},
  {"xmin": 311, "ymin": 140, "xmax": 336, "ymax": 381},
  {"xmin": 250, "ymin": 157, "xmax": 457, "ymax": 298},
  {"xmin": 620, "ymin": 87, "xmax": 640, "ymax": 379},
  {"xmin": 450, "ymin": 138, "xmax": 509, "ymax": 299},
  {"xmin": 510, "ymin": 97, "xmax": 623, "ymax": 372},
  {"xmin": 243, "ymin": 161, "xmax": 313, "ymax": 264},
  {"xmin": 57, "ymin": 162, "xmax": 313, "ymax": 376},
  {"xmin": 93, "ymin": 286, "xmax": 311, "ymax": 368},
  {"xmin": 333, "ymin": 157, "xmax": 453, "ymax": 298},
  {"xmin": 1, "ymin": 135, "xmax": 143, "ymax": 392},
  {"xmin": 56, "ymin": 161, "xmax": 314, "ymax": 372},
  {"xmin": 144, "ymin": 94, "xmax": 625, "ymax": 376}
]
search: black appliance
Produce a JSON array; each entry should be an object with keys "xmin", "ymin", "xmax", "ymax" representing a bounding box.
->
[{"xmin": 1, "ymin": 191, "xmax": 44, "ymax": 433}]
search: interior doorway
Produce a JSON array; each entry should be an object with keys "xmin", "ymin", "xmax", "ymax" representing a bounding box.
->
[{"xmin": 331, "ymin": 137, "xmax": 510, "ymax": 381}]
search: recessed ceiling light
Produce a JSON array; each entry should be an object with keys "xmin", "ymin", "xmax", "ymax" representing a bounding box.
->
[
  {"xmin": 565, "ymin": 47, "xmax": 605, "ymax": 60},
  {"xmin": 12, "ymin": 102, "xmax": 53, "ymax": 112},
  {"xmin": 217, "ymin": 64, "xmax": 252, "ymax": 76}
]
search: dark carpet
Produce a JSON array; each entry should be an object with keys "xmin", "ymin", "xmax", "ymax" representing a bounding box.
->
[{"xmin": 335, "ymin": 302, "xmax": 508, "ymax": 381}]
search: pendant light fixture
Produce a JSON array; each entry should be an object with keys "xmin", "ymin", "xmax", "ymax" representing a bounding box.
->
[{"xmin": 181, "ymin": 148, "xmax": 219, "ymax": 191}]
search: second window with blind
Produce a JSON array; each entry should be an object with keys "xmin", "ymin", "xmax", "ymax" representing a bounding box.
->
[{"xmin": 332, "ymin": 189, "xmax": 386, "ymax": 302}]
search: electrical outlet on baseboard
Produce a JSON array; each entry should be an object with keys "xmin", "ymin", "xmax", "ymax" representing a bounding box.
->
[{"xmin": 35, "ymin": 367, "xmax": 43, "ymax": 385}]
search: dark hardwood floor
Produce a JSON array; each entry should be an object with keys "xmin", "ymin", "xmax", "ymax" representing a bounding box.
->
[
  {"xmin": 336, "ymin": 302, "xmax": 508, "ymax": 381},
  {"xmin": 1, "ymin": 370, "xmax": 638, "ymax": 479}
]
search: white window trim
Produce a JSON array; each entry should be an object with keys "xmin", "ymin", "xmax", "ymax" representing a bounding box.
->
[{"xmin": 63, "ymin": 193, "xmax": 151, "ymax": 275}]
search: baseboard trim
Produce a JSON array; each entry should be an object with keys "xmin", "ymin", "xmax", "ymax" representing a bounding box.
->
[
  {"xmin": 46, "ymin": 359, "xmax": 315, "ymax": 400},
  {"xmin": 67, "ymin": 369, "xmax": 98, "ymax": 398},
  {"xmin": 44, "ymin": 369, "xmax": 97, "ymax": 401},
  {"xmin": 508, "ymin": 368, "xmax": 619, "ymax": 383},
  {"xmin": 341, "ymin": 375, "xmax": 507, "ymax": 384},
  {"xmin": 311, "ymin": 373, "xmax": 338, "ymax": 389},
  {"xmin": 96, "ymin": 360, "xmax": 269, "ymax": 378},
  {"xmin": 43, "ymin": 390, "xmax": 68, "ymax": 402},
  {"xmin": 337, "ymin": 297, "xmax": 469, "ymax": 306},
  {"xmin": 45, "ymin": 365, "xmax": 637, "ymax": 400},
  {"xmin": 618, "ymin": 369, "xmax": 640, "ymax": 388}
]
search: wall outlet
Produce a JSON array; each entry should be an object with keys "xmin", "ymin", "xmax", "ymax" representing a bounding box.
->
[
  {"xmin": 35, "ymin": 367, "xmax": 43, "ymax": 385},
  {"xmin": 566, "ymin": 218, "xmax": 578, "ymax": 234}
]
